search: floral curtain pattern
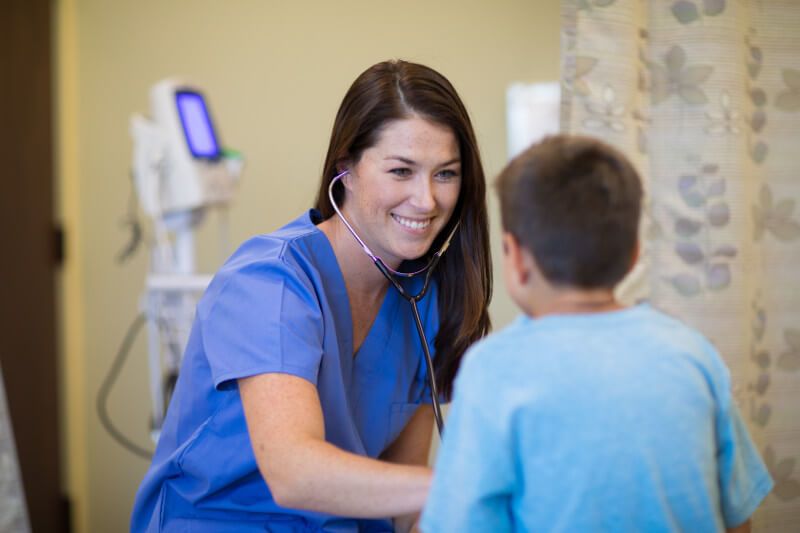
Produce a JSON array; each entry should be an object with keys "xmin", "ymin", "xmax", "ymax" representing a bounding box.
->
[{"xmin": 561, "ymin": 1, "xmax": 800, "ymax": 530}]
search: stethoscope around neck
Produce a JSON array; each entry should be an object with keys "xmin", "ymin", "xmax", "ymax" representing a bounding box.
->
[{"xmin": 328, "ymin": 170, "xmax": 458, "ymax": 435}]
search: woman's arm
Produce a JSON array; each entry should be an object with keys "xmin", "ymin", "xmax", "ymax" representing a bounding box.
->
[
  {"xmin": 239, "ymin": 373, "xmax": 432, "ymax": 518},
  {"xmin": 381, "ymin": 404, "xmax": 435, "ymax": 465},
  {"xmin": 380, "ymin": 404, "xmax": 435, "ymax": 532}
]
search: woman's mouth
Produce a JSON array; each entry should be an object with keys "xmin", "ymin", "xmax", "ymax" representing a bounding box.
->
[{"xmin": 392, "ymin": 214, "xmax": 432, "ymax": 231}]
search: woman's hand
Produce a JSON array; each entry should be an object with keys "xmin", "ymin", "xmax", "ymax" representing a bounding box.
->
[{"xmin": 239, "ymin": 373, "xmax": 432, "ymax": 518}]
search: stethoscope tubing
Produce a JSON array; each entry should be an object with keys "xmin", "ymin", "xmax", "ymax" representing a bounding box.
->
[
  {"xmin": 372, "ymin": 256, "xmax": 445, "ymax": 435},
  {"xmin": 328, "ymin": 171, "xmax": 452, "ymax": 435},
  {"xmin": 410, "ymin": 300, "xmax": 444, "ymax": 435}
]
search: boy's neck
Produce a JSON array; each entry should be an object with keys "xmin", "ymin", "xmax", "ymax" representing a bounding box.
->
[{"xmin": 525, "ymin": 286, "xmax": 623, "ymax": 319}]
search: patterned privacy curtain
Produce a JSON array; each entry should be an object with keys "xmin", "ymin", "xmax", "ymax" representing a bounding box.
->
[{"xmin": 561, "ymin": 0, "xmax": 800, "ymax": 530}]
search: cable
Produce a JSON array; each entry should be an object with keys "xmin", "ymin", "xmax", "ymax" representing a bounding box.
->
[
  {"xmin": 410, "ymin": 299, "xmax": 444, "ymax": 435},
  {"xmin": 116, "ymin": 170, "xmax": 144, "ymax": 264},
  {"xmin": 96, "ymin": 313, "xmax": 154, "ymax": 460}
]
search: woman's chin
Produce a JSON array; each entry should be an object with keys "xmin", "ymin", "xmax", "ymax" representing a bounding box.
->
[{"xmin": 398, "ymin": 245, "xmax": 434, "ymax": 263}]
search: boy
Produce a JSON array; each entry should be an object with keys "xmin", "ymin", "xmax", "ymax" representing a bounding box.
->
[{"xmin": 420, "ymin": 135, "xmax": 773, "ymax": 532}]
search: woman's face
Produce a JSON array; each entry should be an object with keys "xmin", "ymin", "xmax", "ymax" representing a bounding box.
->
[{"xmin": 341, "ymin": 116, "xmax": 462, "ymax": 268}]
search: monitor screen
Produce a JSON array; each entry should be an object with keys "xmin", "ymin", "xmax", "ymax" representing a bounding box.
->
[{"xmin": 175, "ymin": 90, "xmax": 220, "ymax": 159}]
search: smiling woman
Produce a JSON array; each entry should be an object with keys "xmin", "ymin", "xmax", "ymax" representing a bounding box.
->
[
  {"xmin": 327, "ymin": 117, "xmax": 462, "ymax": 270},
  {"xmin": 316, "ymin": 61, "xmax": 494, "ymax": 402},
  {"xmin": 320, "ymin": 117, "xmax": 465, "ymax": 433},
  {"xmin": 129, "ymin": 59, "xmax": 492, "ymax": 533}
]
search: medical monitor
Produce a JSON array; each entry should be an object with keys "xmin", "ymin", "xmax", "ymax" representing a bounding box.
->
[
  {"xmin": 175, "ymin": 90, "xmax": 220, "ymax": 159},
  {"xmin": 131, "ymin": 78, "xmax": 242, "ymax": 216}
]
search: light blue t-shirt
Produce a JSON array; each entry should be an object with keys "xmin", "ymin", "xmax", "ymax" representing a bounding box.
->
[
  {"xmin": 421, "ymin": 305, "xmax": 773, "ymax": 532},
  {"xmin": 131, "ymin": 210, "xmax": 439, "ymax": 532}
]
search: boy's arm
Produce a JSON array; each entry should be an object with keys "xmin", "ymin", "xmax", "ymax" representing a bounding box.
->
[
  {"xmin": 419, "ymin": 355, "xmax": 515, "ymax": 532},
  {"xmin": 715, "ymin": 372, "xmax": 773, "ymax": 528}
]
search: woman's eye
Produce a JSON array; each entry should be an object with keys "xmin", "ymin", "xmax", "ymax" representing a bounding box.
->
[
  {"xmin": 435, "ymin": 169, "xmax": 460, "ymax": 181},
  {"xmin": 390, "ymin": 168, "xmax": 412, "ymax": 177}
]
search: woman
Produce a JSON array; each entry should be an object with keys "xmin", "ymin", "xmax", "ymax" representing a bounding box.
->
[{"xmin": 131, "ymin": 59, "xmax": 492, "ymax": 532}]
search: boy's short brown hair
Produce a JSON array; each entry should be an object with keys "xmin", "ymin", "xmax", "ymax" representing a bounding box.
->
[{"xmin": 495, "ymin": 135, "xmax": 642, "ymax": 289}]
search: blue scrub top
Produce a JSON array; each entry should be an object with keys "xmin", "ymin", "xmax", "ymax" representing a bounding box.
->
[{"xmin": 131, "ymin": 210, "xmax": 439, "ymax": 532}]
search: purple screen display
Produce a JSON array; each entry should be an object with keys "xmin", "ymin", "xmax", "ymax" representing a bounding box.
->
[{"xmin": 176, "ymin": 91, "xmax": 219, "ymax": 158}]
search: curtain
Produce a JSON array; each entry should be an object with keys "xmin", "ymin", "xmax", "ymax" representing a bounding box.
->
[
  {"xmin": 0, "ymin": 367, "xmax": 30, "ymax": 532},
  {"xmin": 561, "ymin": 0, "xmax": 800, "ymax": 530}
]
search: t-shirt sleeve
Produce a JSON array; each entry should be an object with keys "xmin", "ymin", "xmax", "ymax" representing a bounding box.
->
[
  {"xmin": 715, "ymin": 367, "xmax": 774, "ymax": 527},
  {"xmin": 198, "ymin": 254, "xmax": 324, "ymax": 390},
  {"xmin": 420, "ymin": 348, "xmax": 515, "ymax": 532}
]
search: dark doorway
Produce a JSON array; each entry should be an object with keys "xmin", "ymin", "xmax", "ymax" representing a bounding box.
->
[{"xmin": 0, "ymin": 0, "xmax": 69, "ymax": 531}]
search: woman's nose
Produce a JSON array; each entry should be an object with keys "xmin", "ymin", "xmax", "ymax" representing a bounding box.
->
[{"xmin": 409, "ymin": 176, "xmax": 436, "ymax": 211}]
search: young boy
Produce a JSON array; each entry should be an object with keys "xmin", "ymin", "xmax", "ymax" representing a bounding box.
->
[{"xmin": 420, "ymin": 135, "xmax": 773, "ymax": 532}]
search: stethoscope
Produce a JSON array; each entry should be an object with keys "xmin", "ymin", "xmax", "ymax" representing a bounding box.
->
[{"xmin": 328, "ymin": 170, "xmax": 458, "ymax": 435}]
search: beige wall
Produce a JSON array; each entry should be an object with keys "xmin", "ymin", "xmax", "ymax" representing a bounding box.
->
[{"xmin": 57, "ymin": 1, "xmax": 561, "ymax": 530}]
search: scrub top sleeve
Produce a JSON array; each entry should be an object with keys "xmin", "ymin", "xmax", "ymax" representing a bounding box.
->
[
  {"xmin": 714, "ymin": 364, "xmax": 774, "ymax": 527},
  {"xmin": 200, "ymin": 257, "xmax": 324, "ymax": 390},
  {"xmin": 421, "ymin": 348, "xmax": 515, "ymax": 533}
]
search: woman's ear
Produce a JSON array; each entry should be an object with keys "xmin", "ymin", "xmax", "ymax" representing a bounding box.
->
[{"xmin": 336, "ymin": 159, "xmax": 352, "ymax": 185}]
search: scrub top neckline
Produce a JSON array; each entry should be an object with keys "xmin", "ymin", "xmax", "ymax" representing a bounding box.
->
[{"xmin": 307, "ymin": 210, "xmax": 400, "ymax": 363}]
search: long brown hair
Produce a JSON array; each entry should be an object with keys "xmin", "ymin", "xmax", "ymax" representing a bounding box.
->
[{"xmin": 314, "ymin": 59, "xmax": 492, "ymax": 398}]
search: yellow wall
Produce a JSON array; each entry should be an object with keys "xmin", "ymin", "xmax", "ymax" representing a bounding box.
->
[
  {"xmin": 55, "ymin": 0, "xmax": 88, "ymax": 531},
  {"xmin": 57, "ymin": 1, "xmax": 561, "ymax": 530}
]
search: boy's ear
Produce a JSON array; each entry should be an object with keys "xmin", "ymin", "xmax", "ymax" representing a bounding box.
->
[
  {"xmin": 628, "ymin": 240, "xmax": 641, "ymax": 273},
  {"xmin": 502, "ymin": 232, "xmax": 531, "ymax": 285}
]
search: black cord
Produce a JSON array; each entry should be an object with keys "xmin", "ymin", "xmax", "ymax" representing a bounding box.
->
[
  {"xmin": 116, "ymin": 170, "xmax": 144, "ymax": 264},
  {"xmin": 410, "ymin": 299, "xmax": 444, "ymax": 435},
  {"xmin": 96, "ymin": 313, "xmax": 154, "ymax": 460}
]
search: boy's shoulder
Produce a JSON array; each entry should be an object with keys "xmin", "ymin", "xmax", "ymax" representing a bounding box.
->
[
  {"xmin": 456, "ymin": 314, "xmax": 556, "ymax": 393},
  {"xmin": 461, "ymin": 315, "xmax": 534, "ymax": 363},
  {"xmin": 469, "ymin": 304, "xmax": 709, "ymax": 349},
  {"xmin": 633, "ymin": 305, "xmax": 724, "ymax": 361},
  {"xmin": 461, "ymin": 305, "xmax": 725, "ymax": 381}
]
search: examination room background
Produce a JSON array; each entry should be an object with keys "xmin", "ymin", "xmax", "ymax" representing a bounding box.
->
[{"xmin": 47, "ymin": 1, "xmax": 562, "ymax": 531}]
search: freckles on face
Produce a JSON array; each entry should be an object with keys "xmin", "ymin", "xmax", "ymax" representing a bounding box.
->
[{"xmin": 342, "ymin": 116, "xmax": 462, "ymax": 265}]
